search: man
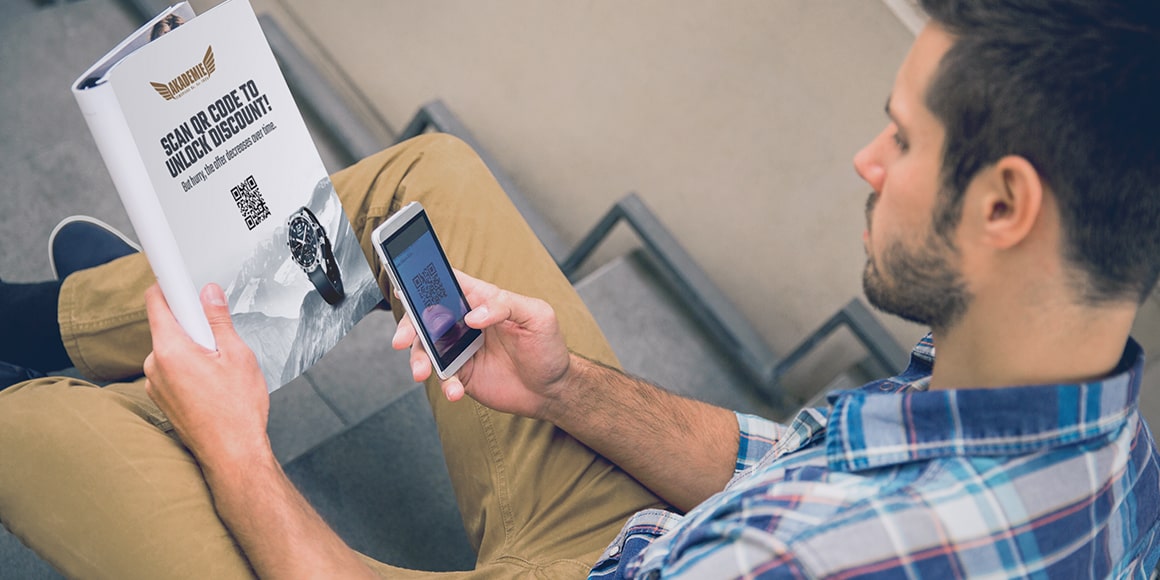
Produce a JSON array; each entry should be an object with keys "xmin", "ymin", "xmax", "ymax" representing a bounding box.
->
[{"xmin": 2, "ymin": 0, "xmax": 1158, "ymax": 577}]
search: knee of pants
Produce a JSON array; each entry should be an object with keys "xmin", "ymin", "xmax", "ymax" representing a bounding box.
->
[
  {"xmin": 340, "ymin": 131, "xmax": 494, "ymax": 245},
  {"xmin": 405, "ymin": 131, "xmax": 478, "ymax": 161},
  {"xmin": 0, "ymin": 378, "xmax": 168, "ymax": 476},
  {"xmin": 0, "ymin": 380, "xmax": 95, "ymax": 497},
  {"xmin": 388, "ymin": 132, "xmax": 503, "ymax": 204},
  {"xmin": 0, "ymin": 379, "xmax": 256, "ymax": 580},
  {"xmin": 0, "ymin": 377, "xmax": 91, "ymax": 432},
  {"xmin": 355, "ymin": 132, "xmax": 482, "ymax": 192}
]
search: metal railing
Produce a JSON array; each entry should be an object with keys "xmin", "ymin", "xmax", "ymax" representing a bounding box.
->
[
  {"xmin": 556, "ymin": 192, "xmax": 909, "ymax": 412},
  {"xmin": 221, "ymin": 9, "xmax": 912, "ymax": 414}
]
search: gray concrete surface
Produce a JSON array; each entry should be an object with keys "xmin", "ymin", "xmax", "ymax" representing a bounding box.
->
[
  {"xmin": 0, "ymin": 1, "xmax": 810, "ymax": 575},
  {"xmin": 0, "ymin": 1, "xmax": 425, "ymax": 575},
  {"xmin": 241, "ymin": 0, "xmax": 928, "ymax": 390},
  {"xmin": 4, "ymin": 0, "xmax": 1160, "ymax": 577},
  {"xmin": 221, "ymin": 0, "xmax": 1160, "ymax": 396},
  {"xmin": 283, "ymin": 388, "xmax": 477, "ymax": 572}
]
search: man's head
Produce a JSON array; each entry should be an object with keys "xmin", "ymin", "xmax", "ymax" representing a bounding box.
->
[
  {"xmin": 150, "ymin": 14, "xmax": 185, "ymax": 41},
  {"xmin": 855, "ymin": 0, "xmax": 1160, "ymax": 333}
]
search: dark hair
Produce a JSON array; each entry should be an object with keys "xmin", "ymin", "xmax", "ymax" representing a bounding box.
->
[
  {"xmin": 920, "ymin": 0, "xmax": 1160, "ymax": 303},
  {"xmin": 150, "ymin": 14, "xmax": 185, "ymax": 41}
]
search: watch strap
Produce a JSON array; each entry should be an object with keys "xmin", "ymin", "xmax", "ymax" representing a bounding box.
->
[
  {"xmin": 317, "ymin": 232, "xmax": 344, "ymax": 302},
  {"xmin": 307, "ymin": 260, "xmax": 343, "ymax": 305}
]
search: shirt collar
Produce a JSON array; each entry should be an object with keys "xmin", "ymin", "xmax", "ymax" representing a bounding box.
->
[{"xmin": 824, "ymin": 335, "xmax": 1146, "ymax": 472}]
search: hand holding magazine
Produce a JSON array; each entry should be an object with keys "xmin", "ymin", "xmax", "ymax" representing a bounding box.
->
[{"xmin": 73, "ymin": 0, "xmax": 382, "ymax": 391}]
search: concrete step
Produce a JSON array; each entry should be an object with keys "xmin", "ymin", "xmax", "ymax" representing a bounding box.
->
[{"xmin": 575, "ymin": 249, "xmax": 780, "ymax": 418}]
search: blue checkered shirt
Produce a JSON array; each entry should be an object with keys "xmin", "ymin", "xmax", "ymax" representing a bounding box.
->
[{"xmin": 589, "ymin": 335, "xmax": 1160, "ymax": 578}]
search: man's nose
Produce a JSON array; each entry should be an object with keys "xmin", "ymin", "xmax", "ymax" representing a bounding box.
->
[{"xmin": 854, "ymin": 128, "xmax": 889, "ymax": 193}]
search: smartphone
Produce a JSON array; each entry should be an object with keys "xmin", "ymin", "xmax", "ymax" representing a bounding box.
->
[{"xmin": 371, "ymin": 202, "xmax": 483, "ymax": 380}]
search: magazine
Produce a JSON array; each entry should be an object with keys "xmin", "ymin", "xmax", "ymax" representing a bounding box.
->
[{"xmin": 72, "ymin": 0, "xmax": 382, "ymax": 391}]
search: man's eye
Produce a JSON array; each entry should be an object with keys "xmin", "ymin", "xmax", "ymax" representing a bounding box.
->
[{"xmin": 892, "ymin": 132, "xmax": 909, "ymax": 152}]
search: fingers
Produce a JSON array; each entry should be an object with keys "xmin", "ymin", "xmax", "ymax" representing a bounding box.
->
[
  {"xmin": 453, "ymin": 269, "xmax": 481, "ymax": 292},
  {"xmin": 464, "ymin": 286, "xmax": 552, "ymax": 332},
  {"xmin": 408, "ymin": 336, "xmax": 433, "ymax": 382},
  {"xmin": 389, "ymin": 302, "xmax": 435, "ymax": 383},
  {"xmin": 143, "ymin": 376, "xmax": 156, "ymax": 401},
  {"xmin": 146, "ymin": 282, "xmax": 237, "ymax": 352},
  {"xmin": 400, "ymin": 333, "xmax": 462, "ymax": 401},
  {"xmin": 392, "ymin": 313, "xmax": 417, "ymax": 350},
  {"xmin": 143, "ymin": 352, "xmax": 157, "ymax": 383},
  {"xmin": 398, "ymin": 319, "xmax": 463, "ymax": 401},
  {"xmin": 200, "ymin": 283, "xmax": 239, "ymax": 348},
  {"xmin": 452, "ymin": 269, "xmax": 554, "ymax": 331},
  {"xmin": 441, "ymin": 375, "xmax": 465, "ymax": 402},
  {"xmin": 455, "ymin": 269, "xmax": 492, "ymax": 311},
  {"xmin": 453, "ymin": 269, "xmax": 554, "ymax": 332}
]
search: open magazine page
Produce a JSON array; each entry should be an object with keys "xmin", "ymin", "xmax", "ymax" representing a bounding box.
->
[
  {"xmin": 73, "ymin": 5, "xmax": 215, "ymax": 350},
  {"xmin": 75, "ymin": 0, "xmax": 380, "ymax": 390},
  {"xmin": 76, "ymin": 3, "xmax": 197, "ymax": 89}
]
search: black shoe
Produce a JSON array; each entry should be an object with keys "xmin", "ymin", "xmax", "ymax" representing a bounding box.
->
[
  {"xmin": 48, "ymin": 216, "xmax": 141, "ymax": 280},
  {"xmin": 0, "ymin": 360, "xmax": 45, "ymax": 390}
]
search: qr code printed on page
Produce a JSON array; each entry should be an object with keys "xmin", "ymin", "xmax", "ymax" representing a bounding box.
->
[
  {"xmin": 230, "ymin": 175, "xmax": 271, "ymax": 230},
  {"xmin": 412, "ymin": 263, "xmax": 447, "ymax": 308}
]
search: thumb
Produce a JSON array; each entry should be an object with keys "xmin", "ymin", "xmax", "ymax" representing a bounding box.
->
[
  {"xmin": 468, "ymin": 289, "xmax": 554, "ymax": 333},
  {"xmin": 200, "ymin": 283, "xmax": 238, "ymax": 345}
]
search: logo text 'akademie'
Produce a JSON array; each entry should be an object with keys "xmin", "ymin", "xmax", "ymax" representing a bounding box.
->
[{"xmin": 150, "ymin": 46, "xmax": 216, "ymax": 101}]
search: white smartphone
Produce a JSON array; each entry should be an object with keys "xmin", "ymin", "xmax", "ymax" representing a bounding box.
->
[{"xmin": 371, "ymin": 202, "xmax": 483, "ymax": 380}]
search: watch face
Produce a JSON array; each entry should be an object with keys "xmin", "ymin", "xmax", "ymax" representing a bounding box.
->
[{"xmin": 288, "ymin": 215, "xmax": 319, "ymax": 269}]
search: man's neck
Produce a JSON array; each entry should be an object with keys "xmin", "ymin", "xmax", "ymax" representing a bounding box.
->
[{"xmin": 928, "ymin": 296, "xmax": 1136, "ymax": 390}]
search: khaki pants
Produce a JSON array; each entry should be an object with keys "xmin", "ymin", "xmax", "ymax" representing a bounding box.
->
[{"xmin": 0, "ymin": 134, "xmax": 664, "ymax": 578}]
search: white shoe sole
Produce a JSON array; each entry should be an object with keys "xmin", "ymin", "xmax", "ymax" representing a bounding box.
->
[{"xmin": 48, "ymin": 215, "xmax": 142, "ymax": 280}]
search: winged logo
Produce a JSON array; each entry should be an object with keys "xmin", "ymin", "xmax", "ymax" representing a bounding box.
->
[
  {"xmin": 151, "ymin": 81, "xmax": 175, "ymax": 101},
  {"xmin": 149, "ymin": 45, "xmax": 215, "ymax": 101},
  {"xmin": 203, "ymin": 45, "xmax": 215, "ymax": 76}
]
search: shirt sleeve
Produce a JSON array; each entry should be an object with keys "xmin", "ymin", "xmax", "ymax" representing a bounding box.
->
[
  {"xmin": 654, "ymin": 519, "xmax": 812, "ymax": 579},
  {"xmin": 617, "ymin": 506, "xmax": 814, "ymax": 579},
  {"xmin": 734, "ymin": 412, "xmax": 785, "ymax": 475},
  {"xmin": 590, "ymin": 413, "xmax": 798, "ymax": 579}
]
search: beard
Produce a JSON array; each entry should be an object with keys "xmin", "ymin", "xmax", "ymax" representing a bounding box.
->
[{"xmin": 861, "ymin": 194, "xmax": 972, "ymax": 333}]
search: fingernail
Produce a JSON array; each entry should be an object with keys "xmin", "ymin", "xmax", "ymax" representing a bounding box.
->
[
  {"xmin": 467, "ymin": 306, "xmax": 488, "ymax": 323},
  {"xmin": 411, "ymin": 361, "xmax": 423, "ymax": 376},
  {"xmin": 204, "ymin": 283, "xmax": 227, "ymax": 306},
  {"xmin": 446, "ymin": 382, "xmax": 463, "ymax": 401}
]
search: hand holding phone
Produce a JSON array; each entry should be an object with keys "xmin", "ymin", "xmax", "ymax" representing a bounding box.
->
[
  {"xmin": 390, "ymin": 267, "xmax": 576, "ymax": 419},
  {"xmin": 371, "ymin": 203, "xmax": 483, "ymax": 380}
]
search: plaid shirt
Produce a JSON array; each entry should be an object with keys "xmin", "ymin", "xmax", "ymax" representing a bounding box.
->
[{"xmin": 589, "ymin": 335, "xmax": 1160, "ymax": 579}]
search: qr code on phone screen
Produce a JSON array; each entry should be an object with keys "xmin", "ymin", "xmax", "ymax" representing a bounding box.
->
[{"xmin": 413, "ymin": 263, "xmax": 447, "ymax": 308}]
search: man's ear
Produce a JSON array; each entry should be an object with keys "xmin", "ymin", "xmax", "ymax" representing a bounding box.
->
[{"xmin": 977, "ymin": 155, "xmax": 1044, "ymax": 250}]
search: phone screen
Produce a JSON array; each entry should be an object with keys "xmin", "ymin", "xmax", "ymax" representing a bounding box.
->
[{"xmin": 379, "ymin": 211, "xmax": 481, "ymax": 368}]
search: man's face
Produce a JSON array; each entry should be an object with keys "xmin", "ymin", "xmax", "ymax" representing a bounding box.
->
[{"xmin": 853, "ymin": 25, "xmax": 971, "ymax": 332}]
